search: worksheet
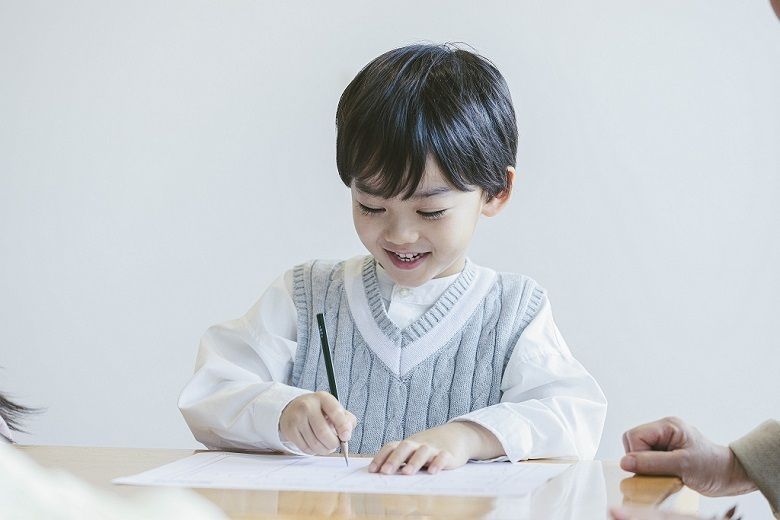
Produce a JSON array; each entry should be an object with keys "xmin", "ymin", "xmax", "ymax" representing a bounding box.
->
[{"xmin": 113, "ymin": 452, "xmax": 571, "ymax": 497}]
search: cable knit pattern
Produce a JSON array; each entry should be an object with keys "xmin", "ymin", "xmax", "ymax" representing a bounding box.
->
[{"xmin": 291, "ymin": 256, "xmax": 544, "ymax": 455}]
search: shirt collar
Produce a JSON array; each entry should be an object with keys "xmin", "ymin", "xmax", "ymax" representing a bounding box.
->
[{"xmin": 375, "ymin": 261, "xmax": 463, "ymax": 305}]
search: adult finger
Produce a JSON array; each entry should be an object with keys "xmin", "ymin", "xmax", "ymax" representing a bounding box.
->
[
  {"xmin": 610, "ymin": 505, "xmax": 659, "ymax": 520},
  {"xmin": 402, "ymin": 445, "xmax": 436, "ymax": 475},
  {"xmin": 624, "ymin": 419, "xmax": 683, "ymax": 453},
  {"xmin": 623, "ymin": 421, "xmax": 666, "ymax": 453},
  {"xmin": 609, "ymin": 505, "xmax": 701, "ymax": 520},
  {"xmin": 369, "ymin": 442, "xmax": 399, "ymax": 473},
  {"xmin": 622, "ymin": 431, "xmax": 631, "ymax": 454},
  {"xmin": 621, "ymin": 450, "xmax": 685, "ymax": 477}
]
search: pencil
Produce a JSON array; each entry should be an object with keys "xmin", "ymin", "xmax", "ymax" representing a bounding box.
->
[{"xmin": 316, "ymin": 313, "xmax": 349, "ymax": 466}]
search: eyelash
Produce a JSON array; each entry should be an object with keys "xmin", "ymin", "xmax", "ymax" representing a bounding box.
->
[
  {"xmin": 357, "ymin": 203, "xmax": 384, "ymax": 216},
  {"xmin": 357, "ymin": 203, "xmax": 447, "ymax": 220},
  {"xmin": 418, "ymin": 209, "xmax": 447, "ymax": 220}
]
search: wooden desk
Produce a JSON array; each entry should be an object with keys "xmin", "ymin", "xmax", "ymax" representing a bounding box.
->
[{"xmin": 18, "ymin": 446, "xmax": 682, "ymax": 519}]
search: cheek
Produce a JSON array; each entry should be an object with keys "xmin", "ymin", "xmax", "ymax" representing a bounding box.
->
[
  {"xmin": 352, "ymin": 214, "xmax": 377, "ymax": 240},
  {"xmin": 439, "ymin": 213, "xmax": 478, "ymax": 245},
  {"xmin": 429, "ymin": 221, "xmax": 462, "ymax": 247}
]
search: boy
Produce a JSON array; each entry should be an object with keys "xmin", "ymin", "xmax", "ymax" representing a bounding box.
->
[{"xmin": 179, "ymin": 43, "xmax": 607, "ymax": 475}]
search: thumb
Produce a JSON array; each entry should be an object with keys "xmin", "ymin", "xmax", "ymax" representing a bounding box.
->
[
  {"xmin": 610, "ymin": 505, "xmax": 702, "ymax": 520},
  {"xmin": 621, "ymin": 450, "xmax": 685, "ymax": 477}
]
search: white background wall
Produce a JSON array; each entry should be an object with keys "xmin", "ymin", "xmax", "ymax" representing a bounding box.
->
[{"xmin": 1, "ymin": 0, "xmax": 778, "ymax": 501}]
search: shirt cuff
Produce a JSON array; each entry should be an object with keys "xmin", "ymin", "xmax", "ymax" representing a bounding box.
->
[
  {"xmin": 449, "ymin": 404, "xmax": 532, "ymax": 463},
  {"xmin": 255, "ymin": 383, "xmax": 312, "ymax": 455}
]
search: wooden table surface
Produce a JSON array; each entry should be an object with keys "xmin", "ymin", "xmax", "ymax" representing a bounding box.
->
[{"xmin": 18, "ymin": 445, "xmax": 683, "ymax": 519}]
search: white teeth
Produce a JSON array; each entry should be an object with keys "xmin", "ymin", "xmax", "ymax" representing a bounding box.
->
[{"xmin": 393, "ymin": 252, "xmax": 422, "ymax": 262}]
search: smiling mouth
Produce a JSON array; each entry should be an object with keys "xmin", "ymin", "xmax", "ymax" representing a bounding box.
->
[
  {"xmin": 385, "ymin": 249, "xmax": 430, "ymax": 265},
  {"xmin": 390, "ymin": 251, "xmax": 423, "ymax": 262}
]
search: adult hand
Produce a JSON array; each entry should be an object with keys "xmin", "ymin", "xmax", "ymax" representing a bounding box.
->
[
  {"xmin": 368, "ymin": 422, "xmax": 499, "ymax": 475},
  {"xmin": 621, "ymin": 417, "xmax": 756, "ymax": 496},
  {"xmin": 279, "ymin": 391, "xmax": 356, "ymax": 455}
]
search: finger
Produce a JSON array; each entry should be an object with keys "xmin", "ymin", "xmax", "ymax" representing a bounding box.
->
[
  {"xmin": 610, "ymin": 505, "xmax": 659, "ymax": 519},
  {"xmin": 299, "ymin": 419, "xmax": 332, "ymax": 455},
  {"xmin": 609, "ymin": 505, "xmax": 699, "ymax": 520},
  {"xmin": 623, "ymin": 422, "xmax": 665, "ymax": 453},
  {"xmin": 622, "ymin": 431, "xmax": 630, "ymax": 454},
  {"xmin": 341, "ymin": 411, "xmax": 358, "ymax": 441},
  {"xmin": 297, "ymin": 426, "xmax": 320, "ymax": 455},
  {"xmin": 427, "ymin": 451, "xmax": 452, "ymax": 474},
  {"xmin": 381, "ymin": 441, "xmax": 418, "ymax": 474},
  {"xmin": 402, "ymin": 445, "xmax": 436, "ymax": 475},
  {"xmin": 329, "ymin": 411, "xmax": 355, "ymax": 443},
  {"xmin": 369, "ymin": 442, "xmax": 399, "ymax": 473},
  {"xmin": 318, "ymin": 393, "xmax": 352, "ymax": 440},
  {"xmin": 621, "ymin": 450, "xmax": 685, "ymax": 477},
  {"xmin": 286, "ymin": 428, "xmax": 314, "ymax": 455},
  {"xmin": 609, "ymin": 505, "xmax": 638, "ymax": 520},
  {"xmin": 308, "ymin": 411, "xmax": 341, "ymax": 451},
  {"xmin": 624, "ymin": 419, "xmax": 682, "ymax": 453}
]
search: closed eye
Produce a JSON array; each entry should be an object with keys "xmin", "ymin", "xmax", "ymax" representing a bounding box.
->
[
  {"xmin": 357, "ymin": 202, "xmax": 384, "ymax": 215},
  {"xmin": 418, "ymin": 209, "xmax": 447, "ymax": 220}
]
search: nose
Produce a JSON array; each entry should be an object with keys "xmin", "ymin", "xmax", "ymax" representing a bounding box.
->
[{"xmin": 384, "ymin": 215, "xmax": 419, "ymax": 246}]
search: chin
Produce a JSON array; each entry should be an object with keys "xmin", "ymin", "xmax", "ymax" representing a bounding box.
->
[{"xmin": 387, "ymin": 271, "xmax": 429, "ymax": 288}]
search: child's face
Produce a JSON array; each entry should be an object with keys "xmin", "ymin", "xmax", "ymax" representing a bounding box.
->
[{"xmin": 351, "ymin": 158, "xmax": 511, "ymax": 288}]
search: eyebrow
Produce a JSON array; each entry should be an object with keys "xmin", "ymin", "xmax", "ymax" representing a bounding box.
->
[
  {"xmin": 410, "ymin": 186, "xmax": 452, "ymax": 199},
  {"xmin": 354, "ymin": 181, "xmax": 452, "ymax": 200}
]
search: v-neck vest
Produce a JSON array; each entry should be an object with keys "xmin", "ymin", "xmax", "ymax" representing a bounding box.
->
[{"xmin": 290, "ymin": 256, "xmax": 544, "ymax": 454}]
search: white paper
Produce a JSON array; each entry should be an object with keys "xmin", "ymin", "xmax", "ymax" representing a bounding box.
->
[{"xmin": 113, "ymin": 452, "xmax": 571, "ymax": 497}]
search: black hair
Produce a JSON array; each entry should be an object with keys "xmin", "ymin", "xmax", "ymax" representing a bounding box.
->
[
  {"xmin": 336, "ymin": 43, "xmax": 518, "ymax": 200},
  {"xmin": 0, "ymin": 391, "xmax": 38, "ymax": 435}
]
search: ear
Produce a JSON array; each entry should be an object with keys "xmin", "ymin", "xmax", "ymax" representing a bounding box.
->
[{"xmin": 481, "ymin": 167, "xmax": 515, "ymax": 217}]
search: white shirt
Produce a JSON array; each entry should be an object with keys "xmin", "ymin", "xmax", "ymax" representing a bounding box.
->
[
  {"xmin": 0, "ymin": 443, "xmax": 227, "ymax": 519},
  {"xmin": 178, "ymin": 259, "xmax": 607, "ymax": 461},
  {"xmin": 0, "ymin": 414, "xmax": 12, "ymax": 444}
]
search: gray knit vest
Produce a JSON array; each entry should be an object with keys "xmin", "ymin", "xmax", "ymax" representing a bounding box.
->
[{"xmin": 290, "ymin": 256, "xmax": 544, "ymax": 455}]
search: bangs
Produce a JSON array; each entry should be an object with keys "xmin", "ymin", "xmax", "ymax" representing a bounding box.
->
[
  {"xmin": 342, "ymin": 113, "xmax": 473, "ymax": 200},
  {"xmin": 336, "ymin": 44, "xmax": 517, "ymax": 200},
  {"xmin": 340, "ymin": 111, "xmax": 432, "ymax": 199}
]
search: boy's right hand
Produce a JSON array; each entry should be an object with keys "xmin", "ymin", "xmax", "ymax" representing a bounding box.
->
[{"xmin": 279, "ymin": 391, "xmax": 357, "ymax": 455}]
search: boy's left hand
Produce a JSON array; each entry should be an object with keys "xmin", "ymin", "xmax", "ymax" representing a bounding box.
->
[{"xmin": 368, "ymin": 422, "xmax": 501, "ymax": 475}]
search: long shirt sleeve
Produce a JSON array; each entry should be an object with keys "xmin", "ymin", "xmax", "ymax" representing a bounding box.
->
[
  {"xmin": 179, "ymin": 266, "xmax": 607, "ymax": 459},
  {"xmin": 450, "ymin": 296, "xmax": 607, "ymax": 461},
  {"xmin": 178, "ymin": 271, "xmax": 311, "ymax": 453}
]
